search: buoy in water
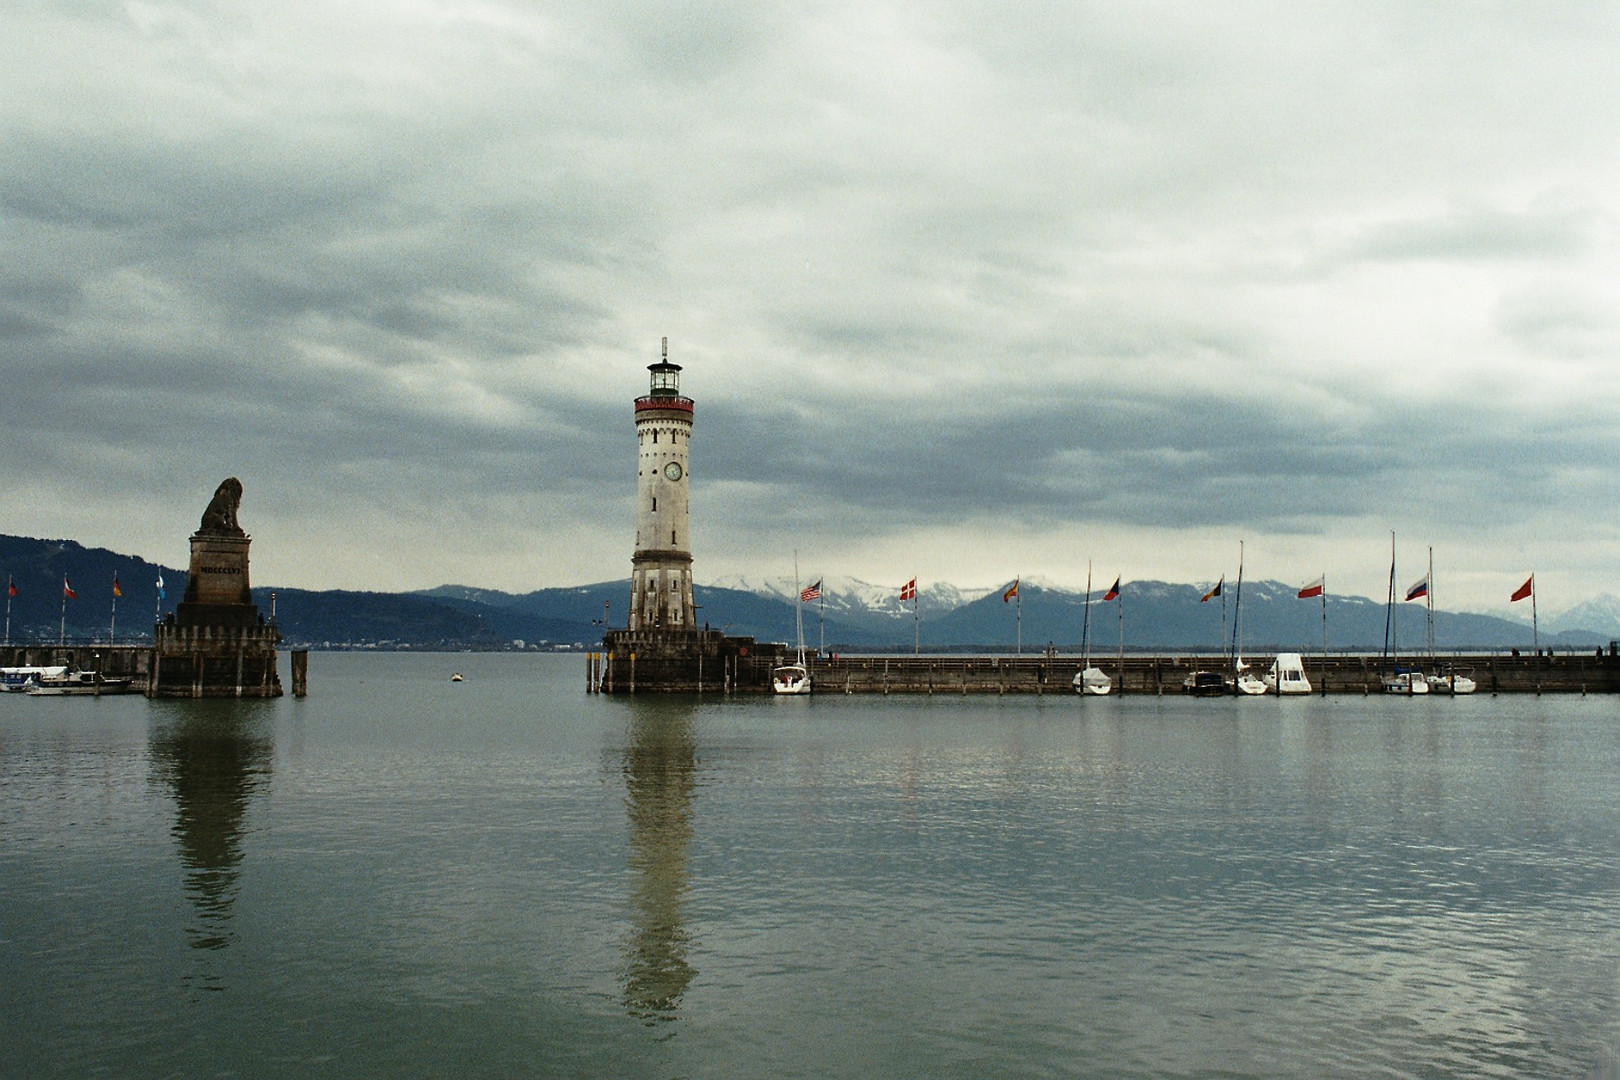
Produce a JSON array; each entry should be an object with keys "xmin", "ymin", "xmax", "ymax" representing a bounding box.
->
[{"xmin": 451, "ymin": 673, "xmax": 463, "ymax": 682}]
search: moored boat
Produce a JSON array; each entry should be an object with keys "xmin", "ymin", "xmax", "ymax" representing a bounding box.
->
[
  {"xmin": 1074, "ymin": 666, "xmax": 1111, "ymax": 695},
  {"xmin": 2, "ymin": 665, "xmax": 68, "ymax": 692},
  {"xmin": 1381, "ymin": 669, "xmax": 1431, "ymax": 695},
  {"xmin": 1426, "ymin": 671, "xmax": 1477, "ymax": 695},
  {"xmin": 1264, "ymin": 653, "xmax": 1313, "ymax": 695},
  {"xmin": 26, "ymin": 670, "xmax": 135, "ymax": 696},
  {"xmin": 772, "ymin": 663, "xmax": 811, "ymax": 695},
  {"xmin": 1073, "ymin": 561, "xmax": 1111, "ymax": 695},
  {"xmin": 774, "ymin": 556, "xmax": 813, "ymax": 696},
  {"xmin": 1183, "ymin": 670, "xmax": 1229, "ymax": 696}
]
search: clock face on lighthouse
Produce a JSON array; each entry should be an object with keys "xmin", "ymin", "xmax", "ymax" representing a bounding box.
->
[{"xmin": 664, "ymin": 462, "xmax": 683, "ymax": 481}]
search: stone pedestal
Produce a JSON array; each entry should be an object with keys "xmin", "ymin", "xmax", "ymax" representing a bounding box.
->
[
  {"xmin": 150, "ymin": 502, "xmax": 282, "ymax": 697},
  {"xmin": 176, "ymin": 533, "xmax": 257, "ymax": 628}
]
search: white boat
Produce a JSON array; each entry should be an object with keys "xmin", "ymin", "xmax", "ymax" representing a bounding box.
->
[
  {"xmin": 1381, "ymin": 670, "xmax": 1431, "ymax": 695},
  {"xmin": 1233, "ymin": 661, "xmax": 1268, "ymax": 696},
  {"xmin": 772, "ymin": 663, "xmax": 811, "ymax": 695},
  {"xmin": 1074, "ymin": 666, "xmax": 1111, "ymax": 695},
  {"xmin": 1426, "ymin": 672, "xmax": 1477, "ymax": 695},
  {"xmin": 2, "ymin": 665, "xmax": 68, "ymax": 692},
  {"xmin": 26, "ymin": 670, "xmax": 135, "ymax": 695},
  {"xmin": 1073, "ymin": 561, "xmax": 1111, "ymax": 695},
  {"xmin": 1264, "ymin": 653, "xmax": 1313, "ymax": 695},
  {"xmin": 1227, "ymin": 545, "xmax": 1265, "ymax": 695},
  {"xmin": 773, "ymin": 557, "xmax": 813, "ymax": 696}
]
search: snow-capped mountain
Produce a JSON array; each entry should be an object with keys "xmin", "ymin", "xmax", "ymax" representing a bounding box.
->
[
  {"xmin": 708, "ymin": 574, "xmax": 991, "ymax": 620},
  {"xmin": 1548, "ymin": 593, "xmax": 1620, "ymax": 637}
]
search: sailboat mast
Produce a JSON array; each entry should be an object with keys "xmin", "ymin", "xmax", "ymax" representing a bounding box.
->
[
  {"xmin": 1382, "ymin": 532, "xmax": 1396, "ymax": 674},
  {"xmin": 793, "ymin": 554, "xmax": 805, "ymax": 666},
  {"xmin": 1081, "ymin": 561, "xmax": 1092, "ymax": 668},
  {"xmin": 1229, "ymin": 541, "xmax": 1245, "ymax": 674}
]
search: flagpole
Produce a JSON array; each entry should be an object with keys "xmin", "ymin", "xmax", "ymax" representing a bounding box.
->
[
  {"xmin": 818, "ymin": 590, "xmax": 825, "ymax": 659},
  {"xmin": 1016, "ymin": 582, "xmax": 1022, "ymax": 657},
  {"xmin": 4, "ymin": 577, "xmax": 11, "ymax": 647},
  {"xmin": 1320, "ymin": 578, "xmax": 1329, "ymax": 697},
  {"xmin": 110, "ymin": 590, "xmax": 117, "ymax": 646},
  {"xmin": 1532, "ymin": 575, "xmax": 1539, "ymax": 694},
  {"xmin": 913, "ymin": 576, "xmax": 919, "ymax": 656},
  {"xmin": 60, "ymin": 580, "xmax": 67, "ymax": 647},
  {"xmin": 1116, "ymin": 583, "xmax": 1124, "ymax": 690}
]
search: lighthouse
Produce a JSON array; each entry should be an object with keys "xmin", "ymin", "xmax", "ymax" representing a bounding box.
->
[{"xmin": 628, "ymin": 338, "xmax": 697, "ymax": 631}]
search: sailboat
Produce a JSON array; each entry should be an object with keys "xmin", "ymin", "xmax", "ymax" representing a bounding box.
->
[
  {"xmin": 1072, "ymin": 561, "xmax": 1111, "ymax": 695},
  {"xmin": 1230, "ymin": 541, "xmax": 1267, "ymax": 695},
  {"xmin": 1381, "ymin": 533, "xmax": 1429, "ymax": 694},
  {"xmin": 773, "ymin": 558, "xmax": 812, "ymax": 695},
  {"xmin": 1420, "ymin": 547, "xmax": 1477, "ymax": 695}
]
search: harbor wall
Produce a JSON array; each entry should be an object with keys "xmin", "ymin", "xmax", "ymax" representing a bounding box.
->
[
  {"xmin": 588, "ymin": 650, "xmax": 1620, "ymax": 695},
  {"xmin": 2, "ymin": 644, "xmax": 153, "ymax": 684}
]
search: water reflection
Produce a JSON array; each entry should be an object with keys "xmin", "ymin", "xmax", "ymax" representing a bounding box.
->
[
  {"xmin": 149, "ymin": 703, "xmax": 273, "ymax": 957},
  {"xmin": 619, "ymin": 702, "xmax": 699, "ymax": 1025}
]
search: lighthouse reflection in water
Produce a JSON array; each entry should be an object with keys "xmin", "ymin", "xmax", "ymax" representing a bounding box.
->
[{"xmin": 619, "ymin": 701, "xmax": 698, "ymax": 1024}]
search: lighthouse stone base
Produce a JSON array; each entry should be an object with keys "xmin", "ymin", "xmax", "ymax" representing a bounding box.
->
[{"xmin": 600, "ymin": 628, "xmax": 788, "ymax": 694}]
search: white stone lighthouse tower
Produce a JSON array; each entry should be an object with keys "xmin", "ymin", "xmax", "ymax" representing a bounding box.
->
[{"xmin": 628, "ymin": 338, "xmax": 697, "ymax": 632}]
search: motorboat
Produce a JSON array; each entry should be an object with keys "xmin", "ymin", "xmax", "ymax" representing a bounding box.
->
[
  {"xmin": 1264, "ymin": 653, "xmax": 1313, "ymax": 695},
  {"xmin": 1183, "ymin": 671, "xmax": 1229, "ymax": 696},
  {"xmin": 2, "ymin": 665, "xmax": 68, "ymax": 692},
  {"xmin": 26, "ymin": 670, "xmax": 135, "ymax": 695}
]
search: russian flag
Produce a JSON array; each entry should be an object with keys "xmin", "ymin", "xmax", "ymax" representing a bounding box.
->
[{"xmin": 1404, "ymin": 576, "xmax": 1429, "ymax": 602}]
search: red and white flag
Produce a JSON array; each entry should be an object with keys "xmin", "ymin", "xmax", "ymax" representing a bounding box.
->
[
  {"xmin": 899, "ymin": 578, "xmax": 916, "ymax": 602},
  {"xmin": 62, "ymin": 575, "xmax": 77, "ymax": 600},
  {"xmin": 1510, "ymin": 575, "xmax": 1534, "ymax": 603},
  {"xmin": 800, "ymin": 579, "xmax": 821, "ymax": 603},
  {"xmin": 1297, "ymin": 576, "xmax": 1324, "ymax": 599}
]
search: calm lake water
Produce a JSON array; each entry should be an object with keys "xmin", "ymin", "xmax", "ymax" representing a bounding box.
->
[{"xmin": 4, "ymin": 651, "xmax": 1619, "ymax": 1079}]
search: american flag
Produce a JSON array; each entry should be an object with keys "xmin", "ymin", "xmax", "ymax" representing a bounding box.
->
[{"xmin": 800, "ymin": 579, "xmax": 822, "ymax": 603}]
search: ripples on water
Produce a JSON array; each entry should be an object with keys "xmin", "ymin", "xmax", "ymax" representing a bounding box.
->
[{"xmin": 3, "ymin": 653, "xmax": 1619, "ymax": 1079}]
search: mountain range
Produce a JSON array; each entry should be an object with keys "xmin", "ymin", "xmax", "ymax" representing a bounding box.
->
[{"xmin": 3, "ymin": 534, "xmax": 1615, "ymax": 652}]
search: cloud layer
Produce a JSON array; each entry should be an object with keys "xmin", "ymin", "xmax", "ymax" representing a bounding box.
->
[{"xmin": 3, "ymin": 1, "xmax": 1617, "ymax": 614}]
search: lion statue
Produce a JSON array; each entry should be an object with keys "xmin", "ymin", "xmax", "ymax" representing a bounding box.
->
[{"xmin": 198, "ymin": 477, "xmax": 246, "ymax": 536}]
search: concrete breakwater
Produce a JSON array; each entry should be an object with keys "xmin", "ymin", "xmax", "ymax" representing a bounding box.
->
[{"xmin": 589, "ymin": 650, "xmax": 1620, "ymax": 695}]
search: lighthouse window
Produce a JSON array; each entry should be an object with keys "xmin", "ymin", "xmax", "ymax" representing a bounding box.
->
[
  {"xmin": 671, "ymin": 530, "xmax": 677, "ymax": 544},
  {"xmin": 651, "ymin": 497, "xmax": 657, "ymax": 511}
]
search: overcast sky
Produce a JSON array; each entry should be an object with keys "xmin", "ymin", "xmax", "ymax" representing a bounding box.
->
[{"xmin": 4, "ymin": 1, "xmax": 1617, "ymax": 615}]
